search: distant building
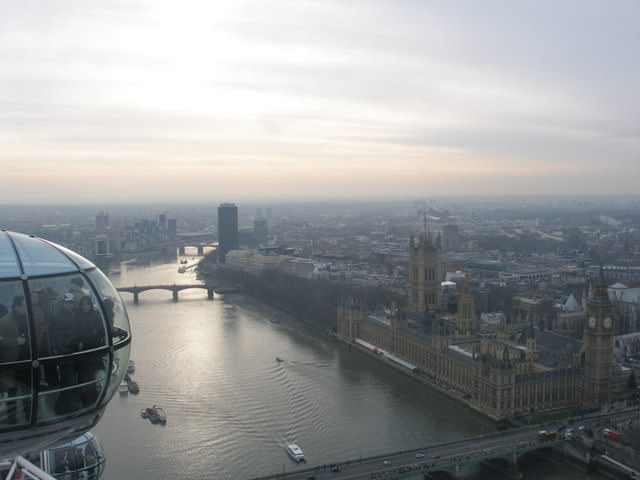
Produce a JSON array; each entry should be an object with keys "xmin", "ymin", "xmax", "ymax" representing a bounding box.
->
[
  {"xmin": 218, "ymin": 203, "xmax": 238, "ymax": 263},
  {"xmin": 94, "ymin": 234, "xmax": 112, "ymax": 257},
  {"xmin": 254, "ymin": 217, "xmax": 268, "ymax": 245},
  {"xmin": 225, "ymin": 250, "xmax": 287, "ymax": 275},
  {"xmin": 167, "ymin": 219, "xmax": 177, "ymax": 240},
  {"xmin": 336, "ymin": 239, "xmax": 617, "ymax": 420},
  {"xmin": 225, "ymin": 250, "xmax": 316, "ymax": 279},
  {"xmin": 442, "ymin": 224, "xmax": 460, "ymax": 252},
  {"xmin": 608, "ymin": 283, "xmax": 640, "ymax": 334},
  {"xmin": 95, "ymin": 212, "xmax": 109, "ymax": 232},
  {"xmin": 552, "ymin": 293, "xmax": 586, "ymax": 339}
]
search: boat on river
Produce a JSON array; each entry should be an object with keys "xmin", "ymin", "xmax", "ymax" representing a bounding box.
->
[
  {"xmin": 275, "ymin": 357, "xmax": 284, "ymax": 363},
  {"xmin": 127, "ymin": 379, "xmax": 140, "ymax": 394},
  {"xmin": 118, "ymin": 381, "xmax": 128, "ymax": 395},
  {"xmin": 141, "ymin": 405, "xmax": 167, "ymax": 424},
  {"xmin": 285, "ymin": 443, "xmax": 305, "ymax": 463}
]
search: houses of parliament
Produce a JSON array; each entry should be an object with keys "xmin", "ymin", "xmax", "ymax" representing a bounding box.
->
[{"xmin": 337, "ymin": 232, "xmax": 615, "ymax": 420}]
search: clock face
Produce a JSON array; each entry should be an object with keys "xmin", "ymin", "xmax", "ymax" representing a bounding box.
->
[
  {"xmin": 588, "ymin": 316, "xmax": 596, "ymax": 328},
  {"xmin": 604, "ymin": 317, "xmax": 612, "ymax": 329}
]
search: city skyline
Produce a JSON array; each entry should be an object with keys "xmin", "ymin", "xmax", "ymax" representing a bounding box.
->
[{"xmin": 1, "ymin": 1, "xmax": 638, "ymax": 204}]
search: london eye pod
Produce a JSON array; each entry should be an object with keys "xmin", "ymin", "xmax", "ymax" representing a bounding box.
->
[
  {"xmin": 1, "ymin": 432, "xmax": 106, "ymax": 479},
  {"xmin": 0, "ymin": 231, "xmax": 132, "ymax": 459}
]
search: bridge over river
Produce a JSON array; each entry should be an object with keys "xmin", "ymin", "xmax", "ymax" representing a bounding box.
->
[
  {"xmin": 117, "ymin": 284, "xmax": 239, "ymax": 303},
  {"xmin": 254, "ymin": 408, "xmax": 639, "ymax": 480}
]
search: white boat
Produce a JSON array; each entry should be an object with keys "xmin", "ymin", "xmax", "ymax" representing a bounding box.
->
[
  {"xmin": 285, "ymin": 443, "xmax": 305, "ymax": 463},
  {"xmin": 118, "ymin": 381, "xmax": 128, "ymax": 395}
]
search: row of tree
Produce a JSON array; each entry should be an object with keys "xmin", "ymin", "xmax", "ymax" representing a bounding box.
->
[{"xmin": 199, "ymin": 256, "xmax": 404, "ymax": 332}]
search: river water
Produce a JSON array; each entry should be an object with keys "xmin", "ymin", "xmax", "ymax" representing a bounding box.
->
[{"xmin": 92, "ymin": 252, "xmax": 604, "ymax": 479}]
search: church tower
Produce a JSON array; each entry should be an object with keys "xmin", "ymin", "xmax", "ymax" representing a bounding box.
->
[
  {"xmin": 583, "ymin": 269, "xmax": 614, "ymax": 409},
  {"xmin": 408, "ymin": 232, "xmax": 442, "ymax": 314}
]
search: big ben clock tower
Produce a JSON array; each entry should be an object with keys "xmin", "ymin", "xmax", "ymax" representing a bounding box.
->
[{"xmin": 583, "ymin": 268, "xmax": 614, "ymax": 409}]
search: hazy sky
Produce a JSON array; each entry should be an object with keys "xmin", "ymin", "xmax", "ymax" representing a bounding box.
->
[{"xmin": 1, "ymin": 1, "xmax": 638, "ymax": 204}]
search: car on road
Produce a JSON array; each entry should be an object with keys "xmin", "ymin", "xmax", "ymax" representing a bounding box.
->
[
  {"xmin": 383, "ymin": 460, "xmax": 392, "ymax": 466},
  {"xmin": 415, "ymin": 453, "xmax": 425, "ymax": 458},
  {"xmin": 330, "ymin": 465, "xmax": 340, "ymax": 472}
]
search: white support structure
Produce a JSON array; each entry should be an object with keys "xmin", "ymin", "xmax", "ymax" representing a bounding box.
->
[{"xmin": 0, "ymin": 456, "xmax": 56, "ymax": 480}]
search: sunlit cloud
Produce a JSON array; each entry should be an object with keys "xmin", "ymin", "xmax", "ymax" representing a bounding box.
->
[{"xmin": 0, "ymin": 0, "xmax": 638, "ymax": 203}]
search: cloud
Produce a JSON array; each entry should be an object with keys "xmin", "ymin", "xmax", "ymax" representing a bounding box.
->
[{"xmin": 0, "ymin": 0, "xmax": 638, "ymax": 202}]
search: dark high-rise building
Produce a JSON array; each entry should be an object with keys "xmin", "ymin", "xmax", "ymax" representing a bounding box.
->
[
  {"xmin": 442, "ymin": 224, "xmax": 460, "ymax": 252},
  {"xmin": 254, "ymin": 217, "xmax": 267, "ymax": 245},
  {"xmin": 218, "ymin": 203, "xmax": 238, "ymax": 262},
  {"xmin": 167, "ymin": 219, "xmax": 177, "ymax": 240}
]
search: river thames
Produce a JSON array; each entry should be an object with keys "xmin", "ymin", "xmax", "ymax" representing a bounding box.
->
[{"xmin": 92, "ymin": 252, "xmax": 604, "ymax": 479}]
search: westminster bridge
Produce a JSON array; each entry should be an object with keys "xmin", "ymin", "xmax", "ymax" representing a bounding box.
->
[
  {"xmin": 117, "ymin": 284, "xmax": 239, "ymax": 303},
  {"xmin": 254, "ymin": 408, "xmax": 640, "ymax": 480}
]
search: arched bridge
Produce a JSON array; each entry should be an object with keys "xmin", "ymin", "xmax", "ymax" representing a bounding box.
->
[
  {"xmin": 253, "ymin": 408, "xmax": 639, "ymax": 480},
  {"xmin": 117, "ymin": 284, "xmax": 214, "ymax": 304}
]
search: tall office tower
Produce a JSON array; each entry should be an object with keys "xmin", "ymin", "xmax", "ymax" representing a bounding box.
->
[
  {"xmin": 167, "ymin": 219, "xmax": 177, "ymax": 240},
  {"xmin": 94, "ymin": 234, "xmax": 111, "ymax": 257},
  {"xmin": 95, "ymin": 212, "xmax": 109, "ymax": 232},
  {"xmin": 408, "ymin": 232, "xmax": 443, "ymax": 314},
  {"xmin": 415, "ymin": 200, "xmax": 427, "ymax": 218},
  {"xmin": 158, "ymin": 213, "xmax": 167, "ymax": 229},
  {"xmin": 254, "ymin": 217, "xmax": 268, "ymax": 245},
  {"xmin": 442, "ymin": 224, "xmax": 460, "ymax": 252},
  {"xmin": 217, "ymin": 203, "xmax": 238, "ymax": 262},
  {"xmin": 583, "ymin": 269, "xmax": 615, "ymax": 408}
]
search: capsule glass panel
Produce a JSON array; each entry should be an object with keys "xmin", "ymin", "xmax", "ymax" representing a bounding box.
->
[
  {"xmin": 0, "ymin": 280, "xmax": 31, "ymax": 364},
  {"xmin": 47, "ymin": 432, "xmax": 106, "ymax": 479},
  {"xmin": 86, "ymin": 269, "xmax": 130, "ymax": 345},
  {"xmin": 27, "ymin": 276, "xmax": 108, "ymax": 360},
  {"xmin": 36, "ymin": 352, "xmax": 110, "ymax": 423},
  {"xmin": 104, "ymin": 342, "xmax": 131, "ymax": 405},
  {"xmin": 0, "ymin": 364, "xmax": 32, "ymax": 428},
  {"xmin": 0, "ymin": 232, "xmax": 20, "ymax": 278},
  {"xmin": 0, "ymin": 280, "xmax": 33, "ymax": 429},
  {"xmin": 52, "ymin": 243, "xmax": 96, "ymax": 270},
  {"xmin": 10, "ymin": 233, "xmax": 77, "ymax": 276}
]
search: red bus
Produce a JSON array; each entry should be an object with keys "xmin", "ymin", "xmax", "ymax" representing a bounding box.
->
[{"xmin": 603, "ymin": 428, "xmax": 621, "ymax": 442}]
